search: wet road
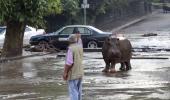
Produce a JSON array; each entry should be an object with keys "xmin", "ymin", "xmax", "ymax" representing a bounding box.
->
[
  {"xmin": 0, "ymin": 53, "xmax": 170, "ymax": 100},
  {"xmin": 1, "ymin": 11, "xmax": 170, "ymax": 100}
]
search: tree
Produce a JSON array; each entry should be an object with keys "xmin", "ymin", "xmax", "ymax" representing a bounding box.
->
[
  {"xmin": 87, "ymin": 0, "xmax": 129, "ymax": 24},
  {"xmin": 62, "ymin": 0, "xmax": 80, "ymax": 24},
  {"xmin": 45, "ymin": 0, "xmax": 81, "ymax": 32},
  {"xmin": 0, "ymin": 0, "xmax": 62, "ymax": 57}
]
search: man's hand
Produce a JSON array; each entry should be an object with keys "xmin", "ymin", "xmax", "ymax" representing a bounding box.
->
[{"xmin": 63, "ymin": 73, "xmax": 68, "ymax": 80}]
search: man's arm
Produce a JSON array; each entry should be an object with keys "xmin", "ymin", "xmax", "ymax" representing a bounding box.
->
[
  {"xmin": 63, "ymin": 64, "xmax": 72, "ymax": 80},
  {"xmin": 63, "ymin": 48, "xmax": 73, "ymax": 80}
]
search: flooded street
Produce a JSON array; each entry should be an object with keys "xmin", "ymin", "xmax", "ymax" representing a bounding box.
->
[{"xmin": 1, "ymin": 11, "xmax": 170, "ymax": 100}]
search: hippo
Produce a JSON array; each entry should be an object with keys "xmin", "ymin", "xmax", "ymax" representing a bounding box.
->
[{"xmin": 102, "ymin": 36, "xmax": 132, "ymax": 73}]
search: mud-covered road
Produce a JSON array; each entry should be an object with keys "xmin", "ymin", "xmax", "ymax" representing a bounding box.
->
[{"xmin": 0, "ymin": 11, "xmax": 170, "ymax": 100}]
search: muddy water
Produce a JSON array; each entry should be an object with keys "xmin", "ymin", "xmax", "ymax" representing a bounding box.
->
[
  {"xmin": 0, "ymin": 55, "xmax": 68, "ymax": 100},
  {"xmin": 83, "ymin": 52, "xmax": 170, "ymax": 100},
  {"xmin": 0, "ymin": 52, "xmax": 170, "ymax": 100}
]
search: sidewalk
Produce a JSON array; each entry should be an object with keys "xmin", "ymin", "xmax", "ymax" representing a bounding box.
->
[
  {"xmin": 111, "ymin": 16, "xmax": 147, "ymax": 32},
  {"xmin": 111, "ymin": 10, "xmax": 159, "ymax": 33}
]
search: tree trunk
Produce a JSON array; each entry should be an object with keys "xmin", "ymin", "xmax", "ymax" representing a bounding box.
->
[{"xmin": 1, "ymin": 21, "xmax": 26, "ymax": 57}]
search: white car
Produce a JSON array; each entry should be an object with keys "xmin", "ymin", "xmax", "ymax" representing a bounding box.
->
[{"xmin": 0, "ymin": 26, "xmax": 45, "ymax": 47}]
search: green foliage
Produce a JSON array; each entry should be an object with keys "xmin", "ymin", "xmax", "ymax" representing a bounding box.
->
[
  {"xmin": 61, "ymin": 0, "xmax": 80, "ymax": 16},
  {"xmin": 48, "ymin": 0, "xmax": 62, "ymax": 15},
  {"xmin": 0, "ymin": 0, "xmax": 62, "ymax": 27},
  {"xmin": 89, "ymin": 0, "xmax": 129, "ymax": 15},
  {"xmin": 59, "ymin": 0, "xmax": 81, "ymax": 24}
]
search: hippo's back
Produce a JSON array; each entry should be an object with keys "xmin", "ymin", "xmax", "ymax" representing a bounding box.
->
[{"xmin": 118, "ymin": 38, "xmax": 132, "ymax": 61}]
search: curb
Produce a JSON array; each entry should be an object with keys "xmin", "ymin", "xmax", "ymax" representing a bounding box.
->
[{"xmin": 0, "ymin": 52, "xmax": 53, "ymax": 63}]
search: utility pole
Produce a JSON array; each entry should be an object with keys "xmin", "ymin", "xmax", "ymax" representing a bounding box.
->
[{"xmin": 81, "ymin": 0, "xmax": 89, "ymax": 25}]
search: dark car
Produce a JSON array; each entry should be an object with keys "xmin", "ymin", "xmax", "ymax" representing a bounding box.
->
[{"xmin": 29, "ymin": 25, "xmax": 111, "ymax": 49}]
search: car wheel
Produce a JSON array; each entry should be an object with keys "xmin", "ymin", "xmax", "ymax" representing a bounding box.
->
[
  {"xmin": 87, "ymin": 41, "xmax": 98, "ymax": 48},
  {"xmin": 38, "ymin": 41, "xmax": 49, "ymax": 51}
]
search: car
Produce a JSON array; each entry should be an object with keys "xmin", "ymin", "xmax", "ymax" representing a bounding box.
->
[
  {"xmin": 0, "ymin": 26, "xmax": 45, "ymax": 47},
  {"xmin": 29, "ymin": 25, "xmax": 112, "ymax": 49}
]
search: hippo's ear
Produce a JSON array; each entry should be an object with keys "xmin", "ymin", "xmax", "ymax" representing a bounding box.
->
[
  {"xmin": 105, "ymin": 37, "xmax": 110, "ymax": 44},
  {"xmin": 117, "ymin": 38, "xmax": 119, "ymax": 41}
]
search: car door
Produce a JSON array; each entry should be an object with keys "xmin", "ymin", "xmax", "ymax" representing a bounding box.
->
[{"xmin": 57, "ymin": 27, "xmax": 74, "ymax": 49}]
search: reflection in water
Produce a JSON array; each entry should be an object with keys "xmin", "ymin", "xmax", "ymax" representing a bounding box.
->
[
  {"xmin": 1, "ymin": 92, "xmax": 38, "ymax": 100},
  {"xmin": 147, "ymin": 88, "xmax": 170, "ymax": 100},
  {"xmin": 102, "ymin": 71, "xmax": 131, "ymax": 80},
  {"xmin": 22, "ymin": 63, "xmax": 37, "ymax": 79},
  {"xmin": 0, "ymin": 60, "xmax": 38, "ymax": 79},
  {"xmin": 0, "ymin": 56, "xmax": 68, "ymax": 100},
  {"xmin": 0, "ymin": 61, "xmax": 23, "ymax": 79}
]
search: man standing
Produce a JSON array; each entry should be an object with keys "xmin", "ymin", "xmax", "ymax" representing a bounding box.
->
[{"xmin": 63, "ymin": 34, "xmax": 84, "ymax": 100}]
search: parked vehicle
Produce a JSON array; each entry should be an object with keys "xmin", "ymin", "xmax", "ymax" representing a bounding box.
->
[
  {"xmin": 29, "ymin": 25, "xmax": 111, "ymax": 49},
  {"xmin": 0, "ymin": 26, "xmax": 45, "ymax": 47}
]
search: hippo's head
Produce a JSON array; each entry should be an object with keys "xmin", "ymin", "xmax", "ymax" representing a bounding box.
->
[
  {"xmin": 103, "ymin": 36, "xmax": 121, "ymax": 59},
  {"xmin": 105, "ymin": 36, "xmax": 119, "ymax": 46}
]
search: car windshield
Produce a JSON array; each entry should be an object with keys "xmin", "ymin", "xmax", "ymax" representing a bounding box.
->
[
  {"xmin": 54, "ymin": 27, "xmax": 65, "ymax": 35},
  {"xmin": 88, "ymin": 26, "xmax": 103, "ymax": 33}
]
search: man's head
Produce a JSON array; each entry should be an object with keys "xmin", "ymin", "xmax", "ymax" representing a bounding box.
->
[
  {"xmin": 72, "ymin": 28, "xmax": 81, "ymax": 39},
  {"xmin": 68, "ymin": 34, "xmax": 77, "ymax": 44},
  {"xmin": 72, "ymin": 28, "xmax": 80, "ymax": 34}
]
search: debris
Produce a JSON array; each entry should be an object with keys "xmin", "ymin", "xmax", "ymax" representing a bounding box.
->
[{"xmin": 142, "ymin": 33, "xmax": 157, "ymax": 37}]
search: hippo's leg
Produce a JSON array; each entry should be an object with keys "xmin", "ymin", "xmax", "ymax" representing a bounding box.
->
[
  {"xmin": 110, "ymin": 61, "xmax": 116, "ymax": 73},
  {"xmin": 102, "ymin": 60, "xmax": 110, "ymax": 73},
  {"xmin": 125, "ymin": 60, "xmax": 131, "ymax": 70},
  {"xmin": 119, "ymin": 62, "xmax": 126, "ymax": 71}
]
